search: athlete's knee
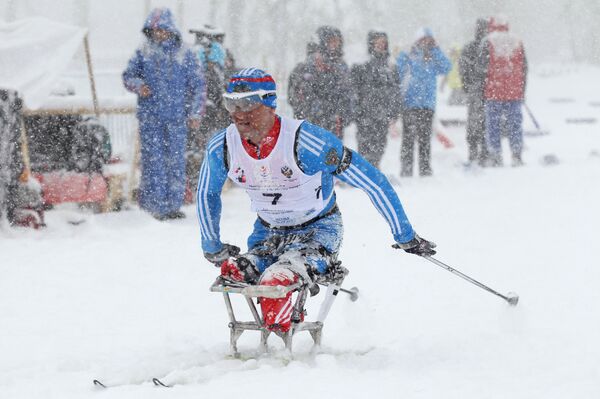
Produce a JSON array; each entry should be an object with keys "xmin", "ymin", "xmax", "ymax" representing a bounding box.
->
[{"xmin": 258, "ymin": 263, "xmax": 300, "ymax": 333}]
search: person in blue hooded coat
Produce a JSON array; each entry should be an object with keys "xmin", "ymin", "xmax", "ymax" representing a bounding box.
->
[
  {"xmin": 396, "ymin": 28, "xmax": 451, "ymax": 177},
  {"xmin": 123, "ymin": 8, "xmax": 206, "ymax": 220}
]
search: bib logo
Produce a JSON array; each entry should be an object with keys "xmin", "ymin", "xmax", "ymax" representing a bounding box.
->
[
  {"xmin": 258, "ymin": 165, "xmax": 270, "ymax": 178},
  {"xmin": 234, "ymin": 167, "xmax": 246, "ymax": 183},
  {"xmin": 281, "ymin": 166, "xmax": 293, "ymax": 178}
]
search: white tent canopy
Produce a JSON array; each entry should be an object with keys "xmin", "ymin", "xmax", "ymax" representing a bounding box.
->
[{"xmin": 0, "ymin": 17, "xmax": 87, "ymax": 109}]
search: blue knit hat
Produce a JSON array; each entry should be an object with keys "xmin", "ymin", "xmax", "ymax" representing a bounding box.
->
[{"xmin": 225, "ymin": 68, "xmax": 277, "ymax": 108}]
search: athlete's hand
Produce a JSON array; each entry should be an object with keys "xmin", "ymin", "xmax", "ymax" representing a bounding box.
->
[
  {"xmin": 204, "ymin": 244, "xmax": 241, "ymax": 266},
  {"xmin": 393, "ymin": 234, "xmax": 437, "ymax": 256},
  {"xmin": 139, "ymin": 84, "xmax": 151, "ymax": 98}
]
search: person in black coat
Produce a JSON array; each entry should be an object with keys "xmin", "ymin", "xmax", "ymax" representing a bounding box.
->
[
  {"xmin": 288, "ymin": 41, "xmax": 319, "ymax": 119},
  {"xmin": 350, "ymin": 31, "xmax": 402, "ymax": 168},
  {"xmin": 459, "ymin": 18, "xmax": 489, "ymax": 166},
  {"xmin": 299, "ymin": 26, "xmax": 353, "ymax": 138}
]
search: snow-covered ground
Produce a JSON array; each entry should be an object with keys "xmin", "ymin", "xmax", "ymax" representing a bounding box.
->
[{"xmin": 2, "ymin": 65, "xmax": 599, "ymax": 398}]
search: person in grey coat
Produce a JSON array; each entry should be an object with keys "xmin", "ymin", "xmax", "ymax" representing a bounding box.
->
[{"xmin": 350, "ymin": 31, "xmax": 402, "ymax": 168}]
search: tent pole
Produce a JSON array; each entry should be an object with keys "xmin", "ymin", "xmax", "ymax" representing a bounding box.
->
[
  {"xmin": 19, "ymin": 116, "xmax": 32, "ymax": 183},
  {"xmin": 83, "ymin": 34, "xmax": 100, "ymax": 117}
]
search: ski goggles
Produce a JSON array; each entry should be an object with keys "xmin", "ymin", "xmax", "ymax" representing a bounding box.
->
[{"xmin": 222, "ymin": 90, "xmax": 276, "ymax": 113}]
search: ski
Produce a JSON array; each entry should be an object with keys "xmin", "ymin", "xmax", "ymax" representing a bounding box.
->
[
  {"xmin": 152, "ymin": 377, "xmax": 172, "ymax": 388},
  {"xmin": 92, "ymin": 377, "xmax": 172, "ymax": 389},
  {"xmin": 92, "ymin": 379, "xmax": 107, "ymax": 388}
]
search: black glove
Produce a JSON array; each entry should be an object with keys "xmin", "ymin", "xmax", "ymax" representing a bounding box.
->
[
  {"xmin": 204, "ymin": 243, "xmax": 241, "ymax": 266},
  {"xmin": 393, "ymin": 234, "xmax": 437, "ymax": 256}
]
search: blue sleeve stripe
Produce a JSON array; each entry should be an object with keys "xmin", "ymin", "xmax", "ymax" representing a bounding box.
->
[
  {"xmin": 196, "ymin": 157, "xmax": 217, "ymax": 241},
  {"xmin": 207, "ymin": 131, "xmax": 226, "ymax": 154},
  {"xmin": 300, "ymin": 130, "xmax": 325, "ymax": 150},
  {"xmin": 298, "ymin": 138, "xmax": 321, "ymax": 156},
  {"xmin": 343, "ymin": 165, "xmax": 401, "ymax": 236},
  {"xmin": 302, "ymin": 129, "xmax": 326, "ymax": 146}
]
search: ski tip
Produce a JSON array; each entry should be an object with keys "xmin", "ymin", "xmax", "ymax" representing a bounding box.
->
[
  {"xmin": 152, "ymin": 378, "xmax": 171, "ymax": 388},
  {"xmin": 92, "ymin": 379, "xmax": 107, "ymax": 388}
]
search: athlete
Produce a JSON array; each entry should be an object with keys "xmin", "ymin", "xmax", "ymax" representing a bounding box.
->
[{"xmin": 197, "ymin": 68, "xmax": 436, "ymax": 333}]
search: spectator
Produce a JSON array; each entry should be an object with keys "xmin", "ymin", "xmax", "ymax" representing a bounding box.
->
[
  {"xmin": 300, "ymin": 26, "xmax": 353, "ymax": 138},
  {"xmin": 396, "ymin": 28, "xmax": 451, "ymax": 176},
  {"xmin": 350, "ymin": 30, "xmax": 402, "ymax": 168},
  {"xmin": 188, "ymin": 25, "xmax": 231, "ymax": 191},
  {"xmin": 288, "ymin": 41, "xmax": 319, "ymax": 119},
  {"xmin": 459, "ymin": 18, "xmax": 489, "ymax": 166},
  {"xmin": 0, "ymin": 89, "xmax": 44, "ymax": 228},
  {"xmin": 123, "ymin": 8, "xmax": 206, "ymax": 220},
  {"xmin": 190, "ymin": 24, "xmax": 237, "ymax": 78},
  {"xmin": 478, "ymin": 16, "xmax": 527, "ymax": 167}
]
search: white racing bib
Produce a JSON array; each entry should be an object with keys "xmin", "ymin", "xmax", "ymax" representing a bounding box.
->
[{"xmin": 226, "ymin": 117, "xmax": 329, "ymax": 227}]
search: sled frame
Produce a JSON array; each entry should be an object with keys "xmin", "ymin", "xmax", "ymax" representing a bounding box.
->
[{"xmin": 210, "ymin": 265, "xmax": 348, "ymax": 357}]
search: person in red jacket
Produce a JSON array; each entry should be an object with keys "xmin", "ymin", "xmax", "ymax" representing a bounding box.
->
[{"xmin": 477, "ymin": 16, "xmax": 527, "ymax": 167}]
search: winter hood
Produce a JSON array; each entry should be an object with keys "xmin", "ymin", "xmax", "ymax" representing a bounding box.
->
[
  {"xmin": 488, "ymin": 16, "xmax": 509, "ymax": 33},
  {"xmin": 486, "ymin": 16, "xmax": 522, "ymax": 59},
  {"xmin": 475, "ymin": 18, "xmax": 488, "ymax": 42},
  {"xmin": 142, "ymin": 8, "xmax": 181, "ymax": 44},
  {"xmin": 367, "ymin": 30, "xmax": 389, "ymax": 58},
  {"xmin": 413, "ymin": 27, "xmax": 434, "ymax": 43},
  {"xmin": 317, "ymin": 25, "xmax": 344, "ymax": 59}
]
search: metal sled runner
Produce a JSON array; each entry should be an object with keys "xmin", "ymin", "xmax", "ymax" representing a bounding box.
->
[{"xmin": 210, "ymin": 263, "xmax": 358, "ymax": 356}]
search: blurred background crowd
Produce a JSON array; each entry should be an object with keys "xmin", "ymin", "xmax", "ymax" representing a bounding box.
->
[{"xmin": 1, "ymin": 0, "xmax": 597, "ymax": 226}]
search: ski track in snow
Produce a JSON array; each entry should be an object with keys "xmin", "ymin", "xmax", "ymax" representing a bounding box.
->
[{"xmin": 2, "ymin": 66, "xmax": 600, "ymax": 398}]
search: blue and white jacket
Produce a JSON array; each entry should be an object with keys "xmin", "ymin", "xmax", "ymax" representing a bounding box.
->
[{"xmin": 196, "ymin": 119, "xmax": 415, "ymax": 253}]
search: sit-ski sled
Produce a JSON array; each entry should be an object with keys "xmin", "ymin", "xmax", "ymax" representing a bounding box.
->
[{"xmin": 210, "ymin": 261, "xmax": 358, "ymax": 357}]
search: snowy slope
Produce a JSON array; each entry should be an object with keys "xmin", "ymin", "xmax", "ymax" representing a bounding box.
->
[{"xmin": 1, "ymin": 65, "xmax": 599, "ymax": 398}]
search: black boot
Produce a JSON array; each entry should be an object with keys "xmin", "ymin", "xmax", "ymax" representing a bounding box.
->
[{"xmin": 166, "ymin": 210, "xmax": 186, "ymax": 219}]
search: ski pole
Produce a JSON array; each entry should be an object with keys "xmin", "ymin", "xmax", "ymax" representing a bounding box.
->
[
  {"xmin": 422, "ymin": 256, "xmax": 519, "ymax": 306},
  {"xmin": 319, "ymin": 284, "xmax": 359, "ymax": 301},
  {"xmin": 523, "ymin": 103, "xmax": 541, "ymax": 130}
]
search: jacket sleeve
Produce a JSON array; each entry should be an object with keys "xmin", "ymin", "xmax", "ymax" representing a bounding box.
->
[
  {"xmin": 287, "ymin": 65, "xmax": 300, "ymax": 110},
  {"xmin": 122, "ymin": 49, "xmax": 145, "ymax": 95},
  {"xmin": 521, "ymin": 45, "xmax": 528, "ymax": 97},
  {"xmin": 196, "ymin": 130, "xmax": 229, "ymax": 253},
  {"xmin": 474, "ymin": 40, "xmax": 490, "ymax": 82},
  {"xmin": 396, "ymin": 52, "xmax": 409, "ymax": 81},
  {"xmin": 338, "ymin": 64, "xmax": 354, "ymax": 126},
  {"xmin": 432, "ymin": 47, "xmax": 452, "ymax": 75},
  {"xmin": 335, "ymin": 149, "xmax": 415, "ymax": 243},
  {"xmin": 388, "ymin": 66, "xmax": 403, "ymax": 119},
  {"xmin": 297, "ymin": 123, "xmax": 416, "ymax": 244},
  {"xmin": 349, "ymin": 64, "xmax": 362, "ymax": 121},
  {"xmin": 458, "ymin": 44, "xmax": 474, "ymax": 91},
  {"xmin": 185, "ymin": 50, "xmax": 207, "ymax": 120}
]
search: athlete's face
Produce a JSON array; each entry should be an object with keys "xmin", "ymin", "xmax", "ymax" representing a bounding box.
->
[{"xmin": 230, "ymin": 105, "xmax": 276, "ymax": 143}]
